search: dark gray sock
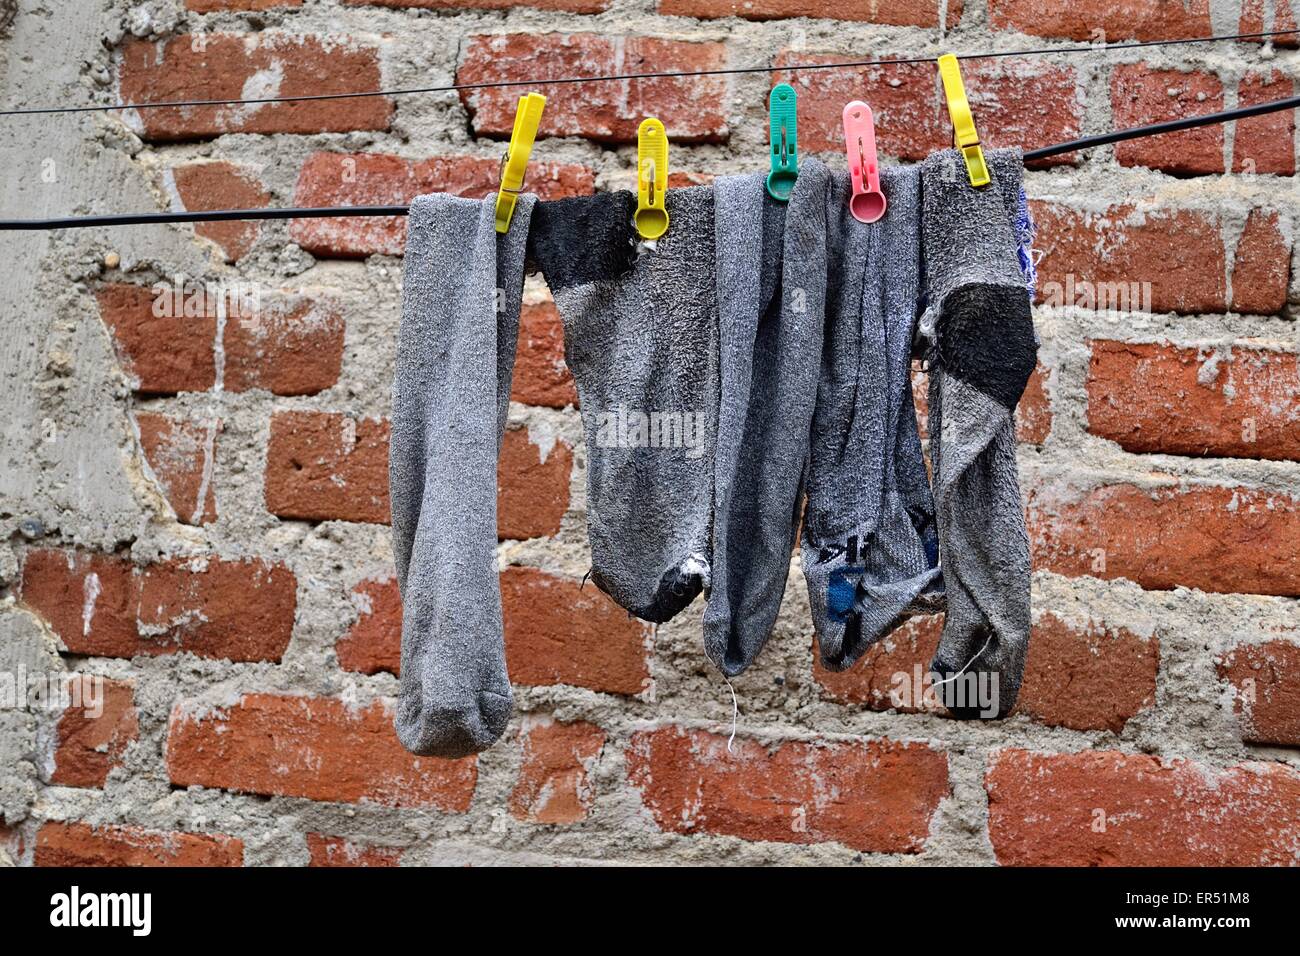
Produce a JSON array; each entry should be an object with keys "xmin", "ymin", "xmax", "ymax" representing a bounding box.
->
[
  {"xmin": 704, "ymin": 158, "xmax": 831, "ymax": 676},
  {"xmin": 802, "ymin": 164, "xmax": 943, "ymax": 672},
  {"xmin": 390, "ymin": 192, "xmax": 535, "ymax": 757},
  {"xmin": 527, "ymin": 188, "xmax": 719, "ymax": 623},
  {"xmin": 919, "ymin": 147, "xmax": 1038, "ymax": 717}
]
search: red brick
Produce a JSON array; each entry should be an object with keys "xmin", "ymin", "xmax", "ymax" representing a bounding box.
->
[
  {"xmin": 502, "ymin": 566, "xmax": 651, "ymax": 695},
  {"xmin": 659, "ymin": 0, "xmax": 960, "ymax": 25},
  {"xmin": 34, "ymin": 821, "xmax": 243, "ymax": 867},
  {"xmin": 987, "ymin": 749, "xmax": 1300, "ymax": 866},
  {"xmin": 1217, "ymin": 639, "xmax": 1300, "ymax": 746},
  {"xmin": 290, "ymin": 152, "xmax": 594, "ymax": 258},
  {"xmin": 306, "ymin": 833, "xmax": 403, "ymax": 867},
  {"xmin": 1240, "ymin": 0, "xmax": 1300, "ymax": 47},
  {"xmin": 265, "ymin": 413, "xmax": 571, "ymax": 533},
  {"xmin": 1232, "ymin": 208, "xmax": 1292, "ymax": 315},
  {"xmin": 1027, "ymin": 481, "xmax": 1300, "ymax": 596},
  {"xmin": 1032, "ymin": 201, "xmax": 1291, "ymax": 315},
  {"xmin": 169, "ymin": 162, "xmax": 271, "ymax": 261},
  {"xmin": 49, "ymin": 677, "xmax": 139, "ymax": 789},
  {"xmin": 167, "ymin": 694, "xmax": 477, "ymax": 809},
  {"xmin": 512, "ymin": 301, "xmax": 577, "ymax": 409},
  {"xmin": 773, "ymin": 56, "xmax": 1080, "ymax": 164},
  {"xmin": 1234, "ymin": 71, "xmax": 1297, "ymax": 175},
  {"xmin": 20, "ymin": 549, "xmax": 296, "ymax": 662},
  {"xmin": 135, "ymin": 413, "xmax": 218, "ymax": 525},
  {"xmin": 348, "ymin": 0, "xmax": 606, "ymax": 11},
  {"xmin": 627, "ymin": 727, "xmax": 948, "ymax": 852},
  {"xmin": 1016, "ymin": 613, "xmax": 1158, "ymax": 733},
  {"xmin": 265, "ymin": 411, "xmax": 391, "ymax": 523},
  {"xmin": 96, "ymin": 284, "xmax": 343, "ymax": 396},
  {"xmin": 459, "ymin": 34, "xmax": 729, "ymax": 144},
  {"xmin": 667, "ymin": 171, "xmax": 714, "ymax": 188},
  {"xmin": 1087, "ymin": 341, "xmax": 1300, "ymax": 461},
  {"xmin": 813, "ymin": 615, "xmax": 943, "ymax": 711},
  {"xmin": 497, "ymin": 427, "xmax": 572, "ymax": 539},
  {"xmin": 118, "ymin": 34, "xmax": 391, "ymax": 141},
  {"xmin": 913, "ymin": 362, "xmax": 1051, "ymax": 444},
  {"xmin": 338, "ymin": 576, "xmax": 402, "ymax": 675},
  {"xmin": 509, "ymin": 718, "xmax": 605, "ymax": 824},
  {"xmin": 988, "ymin": 0, "xmax": 1211, "ymax": 41},
  {"xmin": 1110, "ymin": 66, "xmax": 1224, "ymax": 175}
]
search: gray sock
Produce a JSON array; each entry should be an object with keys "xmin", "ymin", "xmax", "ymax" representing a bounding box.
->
[
  {"xmin": 390, "ymin": 191, "xmax": 535, "ymax": 757},
  {"xmin": 705, "ymin": 158, "xmax": 830, "ymax": 676},
  {"xmin": 527, "ymin": 188, "xmax": 719, "ymax": 623},
  {"xmin": 919, "ymin": 147, "xmax": 1038, "ymax": 717},
  {"xmin": 803, "ymin": 165, "xmax": 944, "ymax": 672}
]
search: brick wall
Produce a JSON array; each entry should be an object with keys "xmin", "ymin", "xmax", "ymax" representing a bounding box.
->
[{"xmin": 0, "ymin": 0, "xmax": 1297, "ymax": 866}]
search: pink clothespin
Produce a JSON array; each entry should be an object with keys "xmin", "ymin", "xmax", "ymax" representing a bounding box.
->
[{"xmin": 842, "ymin": 101, "xmax": 886, "ymax": 223}]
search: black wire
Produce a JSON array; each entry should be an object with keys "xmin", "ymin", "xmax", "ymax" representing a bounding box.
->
[
  {"xmin": 2, "ymin": 28, "xmax": 1297, "ymax": 116},
  {"xmin": 6, "ymin": 83, "xmax": 1296, "ymax": 231}
]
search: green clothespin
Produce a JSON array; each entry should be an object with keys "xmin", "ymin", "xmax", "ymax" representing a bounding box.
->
[{"xmin": 766, "ymin": 82, "xmax": 798, "ymax": 202}]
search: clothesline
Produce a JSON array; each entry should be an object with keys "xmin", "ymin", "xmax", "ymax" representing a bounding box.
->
[{"xmin": 2, "ymin": 27, "xmax": 1298, "ymax": 230}]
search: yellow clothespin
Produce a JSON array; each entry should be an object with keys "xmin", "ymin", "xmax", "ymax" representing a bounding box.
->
[
  {"xmin": 495, "ymin": 92, "xmax": 546, "ymax": 234},
  {"xmin": 937, "ymin": 54, "xmax": 989, "ymax": 188},
  {"xmin": 634, "ymin": 118, "xmax": 670, "ymax": 241}
]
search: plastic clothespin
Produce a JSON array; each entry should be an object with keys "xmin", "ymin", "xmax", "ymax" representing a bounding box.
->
[
  {"xmin": 495, "ymin": 92, "xmax": 546, "ymax": 234},
  {"xmin": 635, "ymin": 118, "xmax": 670, "ymax": 241},
  {"xmin": 937, "ymin": 54, "xmax": 989, "ymax": 188},
  {"xmin": 766, "ymin": 83, "xmax": 799, "ymax": 201},
  {"xmin": 842, "ymin": 101, "xmax": 886, "ymax": 223}
]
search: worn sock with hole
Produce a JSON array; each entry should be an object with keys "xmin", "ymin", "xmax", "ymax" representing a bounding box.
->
[
  {"xmin": 390, "ymin": 192, "xmax": 535, "ymax": 757},
  {"xmin": 527, "ymin": 187, "xmax": 719, "ymax": 623},
  {"xmin": 919, "ymin": 147, "xmax": 1038, "ymax": 717},
  {"xmin": 704, "ymin": 158, "xmax": 831, "ymax": 676},
  {"xmin": 801, "ymin": 164, "xmax": 944, "ymax": 672}
]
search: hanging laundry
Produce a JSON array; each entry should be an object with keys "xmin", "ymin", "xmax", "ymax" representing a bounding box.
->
[
  {"xmin": 527, "ymin": 188, "xmax": 720, "ymax": 624},
  {"xmin": 918, "ymin": 146, "xmax": 1039, "ymax": 717},
  {"xmin": 802, "ymin": 162, "xmax": 944, "ymax": 673},
  {"xmin": 705, "ymin": 158, "xmax": 830, "ymax": 676},
  {"xmin": 389, "ymin": 191, "xmax": 536, "ymax": 758}
]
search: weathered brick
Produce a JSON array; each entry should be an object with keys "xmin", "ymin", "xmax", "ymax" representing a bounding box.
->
[
  {"xmin": 49, "ymin": 677, "xmax": 139, "ymax": 789},
  {"xmin": 1087, "ymin": 341, "xmax": 1300, "ymax": 461},
  {"xmin": 34, "ymin": 821, "xmax": 243, "ymax": 867},
  {"xmin": 306, "ymin": 833, "xmax": 403, "ymax": 867},
  {"xmin": 1016, "ymin": 613, "xmax": 1158, "ymax": 733},
  {"xmin": 509, "ymin": 717, "xmax": 605, "ymax": 824},
  {"xmin": 167, "ymin": 694, "xmax": 477, "ymax": 809},
  {"xmin": 658, "ymin": 0, "xmax": 960, "ymax": 26},
  {"xmin": 290, "ymin": 152, "xmax": 594, "ymax": 257},
  {"xmin": 459, "ymin": 34, "xmax": 729, "ymax": 143},
  {"xmin": 988, "ymin": 0, "xmax": 1211, "ymax": 41},
  {"xmin": 497, "ymin": 427, "xmax": 572, "ymax": 540},
  {"xmin": 265, "ymin": 411, "xmax": 391, "ymax": 523},
  {"xmin": 168, "ymin": 161, "xmax": 271, "ymax": 261},
  {"xmin": 512, "ymin": 301, "xmax": 577, "ymax": 409},
  {"xmin": 627, "ymin": 727, "xmax": 948, "ymax": 852},
  {"xmin": 20, "ymin": 549, "xmax": 296, "ymax": 662},
  {"xmin": 987, "ymin": 749, "xmax": 1300, "ymax": 865},
  {"xmin": 96, "ymin": 284, "xmax": 343, "ymax": 396},
  {"xmin": 135, "ymin": 412, "xmax": 218, "ymax": 525},
  {"xmin": 1032, "ymin": 201, "xmax": 1291, "ymax": 315},
  {"xmin": 338, "ymin": 576, "xmax": 402, "ymax": 675},
  {"xmin": 1217, "ymin": 639, "xmax": 1300, "ymax": 746},
  {"xmin": 1027, "ymin": 481, "xmax": 1300, "ymax": 596},
  {"xmin": 1110, "ymin": 66, "xmax": 1224, "ymax": 175},
  {"xmin": 772, "ymin": 56, "xmax": 1080, "ymax": 164},
  {"xmin": 1240, "ymin": 0, "xmax": 1300, "ymax": 47},
  {"xmin": 502, "ymin": 566, "xmax": 651, "ymax": 695},
  {"xmin": 913, "ymin": 362, "xmax": 1051, "ymax": 444},
  {"xmin": 118, "ymin": 34, "xmax": 391, "ymax": 141},
  {"xmin": 1234, "ymin": 71, "xmax": 1297, "ymax": 175}
]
